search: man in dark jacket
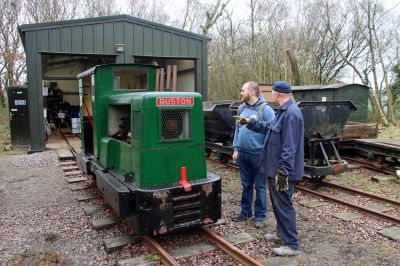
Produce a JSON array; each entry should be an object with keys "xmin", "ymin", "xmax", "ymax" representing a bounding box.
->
[{"xmin": 240, "ymin": 81, "xmax": 304, "ymax": 256}]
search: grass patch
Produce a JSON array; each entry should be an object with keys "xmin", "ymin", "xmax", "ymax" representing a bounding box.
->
[
  {"xmin": 0, "ymin": 101, "xmax": 10, "ymax": 146},
  {"xmin": 369, "ymin": 241, "xmax": 400, "ymax": 257},
  {"xmin": 378, "ymin": 125, "xmax": 400, "ymax": 139},
  {"xmin": 336, "ymin": 171, "xmax": 380, "ymax": 193}
]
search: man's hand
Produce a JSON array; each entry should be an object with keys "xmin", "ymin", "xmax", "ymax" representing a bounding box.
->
[
  {"xmin": 233, "ymin": 115, "xmax": 252, "ymax": 126},
  {"xmin": 232, "ymin": 150, "xmax": 238, "ymax": 160},
  {"xmin": 275, "ymin": 169, "xmax": 288, "ymax": 191}
]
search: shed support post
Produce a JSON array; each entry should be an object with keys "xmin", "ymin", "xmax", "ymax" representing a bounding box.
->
[{"xmin": 26, "ymin": 44, "xmax": 45, "ymax": 152}]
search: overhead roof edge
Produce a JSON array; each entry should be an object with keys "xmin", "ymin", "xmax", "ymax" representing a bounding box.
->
[
  {"xmin": 292, "ymin": 83, "xmax": 370, "ymax": 91},
  {"xmin": 18, "ymin": 14, "xmax": 211, "ymax": 42}
]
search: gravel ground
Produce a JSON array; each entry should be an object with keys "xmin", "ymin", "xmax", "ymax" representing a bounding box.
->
[{"xmin": 1, "ymin": 150, "xmax": 400, "ymax": 265}]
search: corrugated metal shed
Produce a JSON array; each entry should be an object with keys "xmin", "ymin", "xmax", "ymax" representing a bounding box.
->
[
  {"xmin": 18, "ymin": 14, "xmax": 210, "ymax": 152},
  {"xmin": 292, "ymin": 83, "xmax": 370, "ymax": 123}
]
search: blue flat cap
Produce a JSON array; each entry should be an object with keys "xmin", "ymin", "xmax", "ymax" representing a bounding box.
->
[{"xmin": 272, "ymin": 81, "xmax": 291, "ymax": 93}]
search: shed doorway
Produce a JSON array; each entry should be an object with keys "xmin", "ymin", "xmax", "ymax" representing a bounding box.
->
[{"xmin": 42, "ymin": 54, "xmax": 115, "ymax": 149}]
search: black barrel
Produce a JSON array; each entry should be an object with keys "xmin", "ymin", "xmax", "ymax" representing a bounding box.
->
[
  {"xmin": 298, "ymin": 101, "xmax": 357, "ymax": 140},
  {"xmin": 298, "ymin": 101, "xmax": 357, "ymax": 179},
  {"xmin": 203, "ymin": 101, "xmax": 235, "ymax": 144}
]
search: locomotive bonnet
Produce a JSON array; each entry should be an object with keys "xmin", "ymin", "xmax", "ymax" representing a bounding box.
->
[{"xmin": 76, "ymin": 64, "xmax": 221, "ymax": 235}]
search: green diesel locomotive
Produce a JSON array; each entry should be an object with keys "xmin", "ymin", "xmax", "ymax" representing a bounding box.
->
[{"xmin": 76, "ymin": 64, "xmax": 221, "ymax": 235}]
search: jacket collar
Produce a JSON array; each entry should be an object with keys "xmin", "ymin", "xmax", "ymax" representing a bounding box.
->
[
  {"xmin": 279, "ymin": 98, "xmax": 294, "ymax": 111},
  {"xmin": 246, "ymin": 97, "xmax": 265, "ymax": 107}
]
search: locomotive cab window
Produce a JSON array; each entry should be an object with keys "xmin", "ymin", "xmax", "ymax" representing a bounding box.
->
[
  {"xmin": 108, "ymin": 104, "xmax": 131, "ymax": 144},
  {"xmin": 114, "ymin": 70, "xmax": 148, "ymax": 90},
  {"xmin": 160, "ymin": 109, "xmax": 191, "ymax": 141}
]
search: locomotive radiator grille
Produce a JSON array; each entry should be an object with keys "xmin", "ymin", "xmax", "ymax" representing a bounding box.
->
[
  {"xmin": 133, "ymin": 111, "xmax": 141, "ymax": 140},
  {"xmin": 160, "ymin": 109, "xmax": 191, "ymax": 141},
  {"xmin": 172, "ymin": 191, "xmax": 201, "ymax": 225}
]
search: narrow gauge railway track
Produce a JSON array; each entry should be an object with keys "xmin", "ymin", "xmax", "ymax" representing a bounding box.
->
[
  {"xmin": 296, "ymin": 176, "xmax": 400, "ymax": 225},
  {"xmin": 60, "ymin": 132, "xmax": 78, "ymax": 158},
  {"xmin": 207, "ymin": 155, "xmax": 400, "ymax": 226},
  {"xmin": 60, "ymin": 132, "xmax": 262, "ymax": 265},
  {"xmin": 295, "ymin": 184, "xmax": 400, "ymax": 226},
  {"xmin": 200, "ymin": 227, "xmax": 263, "ymax": 266},
  {"xmin": 302, "ymin": 177, "xmax": 400, "ymax": 207},
  {"xmin": 206, "ymin": 157, "xmax": 239, "ymax": 170},
  {"xmin": 342, "ymin": 155, "xmax": 397, "ymax": 176},
  {"xmin": 143, "ymin": 228, "xmax": 263, "ymax": 266}
]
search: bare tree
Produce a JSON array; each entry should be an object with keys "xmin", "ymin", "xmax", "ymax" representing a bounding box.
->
[
  {"xmin": 82, "ymin": 0, "xmax": 117, "ymax": 18},
  {"xmin": 201, "ymin": 0, "xmax": 230, "ymax": 36},
  {"xmin": 127, "ymin": 0, "xmax": 170, "ymax": 24},
  {"xmin": 364, "ymin": 0, "xmax": 398, "ymax": 125},
  {"xmin": 323, "ymin": 0, "xmax": 399, "ymax": 125},
  {"xmin": 0, "ymin": 0, "xmax": 25, "ymax": 106},
  {"xmin": 208, "ymin": 10, "xmax": 247, "ymax": 99},
  {"xmin": 24, "ymin": 0, "xmax": 79, "ymax": 23},
  {"xmin": 246, "ymin": 0, "xmax": 289, "ymax": 82},
  {"xmin": 180, "ymin": 0, "xmax": 205, "ymax": 32}
]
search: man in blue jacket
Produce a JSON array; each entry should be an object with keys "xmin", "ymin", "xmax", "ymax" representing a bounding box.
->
[
  {"xmin": 232, "ymin": 81, "xmax": 275, "ymax": 228},
  {"xmin": 239, "ymin": 81, "xmax": 304, "ymax": 256}
]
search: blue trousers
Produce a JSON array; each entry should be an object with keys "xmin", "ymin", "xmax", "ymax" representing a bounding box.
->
[
  {"xmin": 268, "ymin": 177, "xmax": 299, "ymax": 250},
  {"xmin": 237, "ymin": 151, "xmax": 267, "ymax": 221}
]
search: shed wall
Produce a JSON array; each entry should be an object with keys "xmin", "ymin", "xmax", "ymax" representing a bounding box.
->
[
  {"xmin": 338, "ymin": 87, "xmax": 369, "ymax": 123},
  {"xmin": 20, "ymin": 16, "xmax": 209, "ymax": 152},
  {"xmin": 292, "ymin": 85, "xmax": 369, "ymax": 123}
]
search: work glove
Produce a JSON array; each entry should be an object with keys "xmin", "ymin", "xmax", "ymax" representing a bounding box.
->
[
  {"xmin": 233, "ymin": 115, "xmax": 252, "ymax": 126},
  {"xmin": 275, "ymin": 169, "xmax": 289, "ymax": 192}
]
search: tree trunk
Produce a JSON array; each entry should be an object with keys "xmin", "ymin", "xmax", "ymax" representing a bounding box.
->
[
  {"xmin": 370, "ymin": 89, "xmax": 389, "ymax": 126},
  {"xmin": 286, "ymin": 49, "xmax": 300, "ymax": 85}
]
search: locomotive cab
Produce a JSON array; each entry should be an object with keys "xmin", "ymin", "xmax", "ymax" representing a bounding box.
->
[{"xmin": 76, "ymin": 64, "xmax": 221, "ymax": 235}]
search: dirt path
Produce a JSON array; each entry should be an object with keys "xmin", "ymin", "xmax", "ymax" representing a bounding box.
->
[{"xmin": 1, "ymin": 150, "xmax": 399, "ymax": 265}]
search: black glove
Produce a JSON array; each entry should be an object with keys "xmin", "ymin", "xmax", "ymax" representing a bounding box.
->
[
  {"xmin": 233, "ymin": 115, "xmax": 252, "ymax": 126},
  {"xmin": 275, "ymin": 169, "xmax": 288, "ymax": 191}
]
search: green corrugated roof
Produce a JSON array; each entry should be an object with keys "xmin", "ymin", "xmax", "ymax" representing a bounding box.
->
[
  {"xmin": 292, "ymin": 83, "xmax": 370, "ymax": 91},
  {"xmin": 18, "ymin": 14, "xmax": 210, "ymax": 42}
]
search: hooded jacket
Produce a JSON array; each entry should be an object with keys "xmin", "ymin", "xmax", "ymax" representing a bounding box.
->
[{"xmin": 233, "ymin": 97, "xmax": 275, "ymax": 154}]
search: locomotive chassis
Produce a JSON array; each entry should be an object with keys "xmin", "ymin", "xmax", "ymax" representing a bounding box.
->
[{"xmin": 77, "ymin": 152, "xmax": 221, "ymax": 236}]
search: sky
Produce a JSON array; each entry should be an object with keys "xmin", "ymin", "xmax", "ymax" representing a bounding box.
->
[{"xmin": 115, "ymin": 0, "xmax": 400, "ymax": 85}]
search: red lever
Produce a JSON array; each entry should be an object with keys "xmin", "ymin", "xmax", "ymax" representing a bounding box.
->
[{"xmin": 179, "ymin": 167, "xmax": 192, "ymax": 192}]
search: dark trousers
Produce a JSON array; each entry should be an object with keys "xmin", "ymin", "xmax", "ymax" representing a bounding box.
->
[
  {"xmin": 237, "ymin": 151, "xmax": 267, "ymax": 221},
  {"xmin": 268, "ymin": 177, "xmax": 299, "ymax": 250}
]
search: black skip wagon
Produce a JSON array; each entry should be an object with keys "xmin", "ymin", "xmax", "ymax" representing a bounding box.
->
[{"xmin": 203, "ymin": 99, "xmax": 357, "ymax": 179}]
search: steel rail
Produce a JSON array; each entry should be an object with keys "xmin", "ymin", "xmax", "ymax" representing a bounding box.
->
[
  {"xmin": 206, "ymin": 158, "xmax": 239, "ymax": 170},
  {"xmin": 342, "ymin": 156, "xmax": 395, "ymax": 176},
  {"xmin": 200, "ymin": 227, "xmax": 263, "ymax": 266},
  {"xmin": 59, "ymin": 131, "xmax": 78, "ymax": 158},
  {"xmin": 304, "ymin": 178, "xmax": 400, "ymax": 207},
  {"xmin": 208, "ymin": 157, "xmax": 400, "ymax": 224},
  {"xmin": 142, "ymin": 235, "xmax": 180, "ymax": 266},
  {"xmin": 60, "ymin": 132, "xmax": 176, "ymax": 265},
  {"xmin": 295, "ymin": 185, "xmax": 400, "ymax": 225}
]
